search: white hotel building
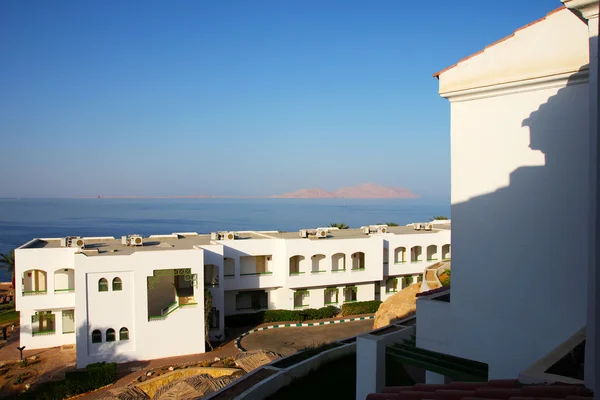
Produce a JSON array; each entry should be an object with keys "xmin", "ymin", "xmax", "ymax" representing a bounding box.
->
[{"xmin": 14, "ymin": 222, "xmax": 450, "ymax": 367}]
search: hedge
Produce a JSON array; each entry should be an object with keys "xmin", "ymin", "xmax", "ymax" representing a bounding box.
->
[
  {"xmin": 18, "ymin": 362, "xmax": 117, "ymax": 400},
  {"xmin": 225, "ymin": 305, "xmax": 339, "ymax": 328},
  {"xmin": 0, "ymin": 302, "xmax": 14, "ymax": 312},
  {"xmin": 339, "ymin": 300, "xmax": 382, "ymax": 317}
]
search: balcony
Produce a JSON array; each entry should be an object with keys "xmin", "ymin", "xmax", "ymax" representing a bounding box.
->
[
  {"xmin": 23, "ymin": 290, "xmax": 47, "ymax": 296},
  {"xmin": 241, "ymin": 271, "xmax": 273, "ymax": 277},
  {"xmin": 22, "ymin": 269, "xmax": 47, "ymax": 296},
  {"xmin": 148, "ymin": 295, "xmax": 198, "ymax": 321},
  {"xmin": 54, "ymin": 268, "xmax": 75, "ymax": 294}
]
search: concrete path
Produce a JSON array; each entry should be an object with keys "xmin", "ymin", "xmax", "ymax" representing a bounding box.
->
[{"xmin": 240, "ymin": 319, "xmax": 374, "ymax": 356}]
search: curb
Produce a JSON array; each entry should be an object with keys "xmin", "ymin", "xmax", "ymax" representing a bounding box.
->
[{"xmin": 234, "ymin": 315, "xmax": 375, "ymax": 352}]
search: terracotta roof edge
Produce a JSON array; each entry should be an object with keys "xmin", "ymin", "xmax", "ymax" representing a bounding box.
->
[{"xmin": 432, "ymin": 5, "xmax": 567, "ymax": 78}]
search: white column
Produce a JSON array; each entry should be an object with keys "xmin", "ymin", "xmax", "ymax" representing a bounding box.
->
[
  {"xmin": 426, "ymin": 370, "xmax": 446, "ymax": 384},
  {"xmin": 563, "ymin": 0, "xmax": 600, "ymax": 392},
  {"xmin": 590, "ymin": 12, "xmax": 599, "ymax": 393},
  {"xmin": 54, "ymin": 310, "xmax": 62, "ymax": 335},
  {"xmin": 356, "ymin": 335, "xmax": 386, "ymax": 400}
]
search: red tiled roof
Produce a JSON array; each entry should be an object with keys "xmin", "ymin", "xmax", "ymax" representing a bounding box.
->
[
  {"xmin": 416, "ymin": 286, "xmax": 450, "ymax": 298},
  {"xmin": 366, "ymin": 380, "xmax": 593, "ymax": 400},
  {"xmin": 432, "ymin": 6, "xmax": 567, "ymax": 78}
]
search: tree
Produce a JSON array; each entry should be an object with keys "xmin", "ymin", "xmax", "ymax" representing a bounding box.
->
[
  {"xmin": 204, "ymin": 289, "xmax": 213, "ymax": 351},
  {"xmin": 329, "ymin": 223, "xmax": 349, "ymax": 229},
  {"xmin": 429, "ymin": 216, "xmax": 449, "ymax": 221},
  {"xmin": 0, "ymin": 251, "xmax": 15, "ymax": 289},
  {"xmin": 385, "ymin": 222, "xmax": 399, "ymax": 226}
]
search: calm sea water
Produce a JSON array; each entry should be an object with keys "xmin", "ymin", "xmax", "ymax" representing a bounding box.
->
[{"xmin": 0, "ymin": 198, "xmax": 450, "ymax": 281}]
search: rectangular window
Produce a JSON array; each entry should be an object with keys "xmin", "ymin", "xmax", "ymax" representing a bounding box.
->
[
  {"xmin": 386, "ymin": 278, "xmax": 398, "ymax": 293},
  {"xmin": 209, "ymin": 307, "xmax": 220, "ymax": 329},
  {"xmin": 235, "ymin": 291, "xmax": 268, "ymax": 311},
  {"xmin": 62, "ymin": 310, "xmax": 75, "ymax": 334},
  {"xmin": 294, "ymin": 290, "xmax": 309, "ymax": 308},
  {"xmin": 32, "ymin": 311, "xmax": 55, "ymax": 336},
  {"xmin": 324, "ymin": 288, "xmax": 338, "ymax": 304},
  {"xmin": 176, "ymin": 274, "xmax": 194, "ymax": 297}
]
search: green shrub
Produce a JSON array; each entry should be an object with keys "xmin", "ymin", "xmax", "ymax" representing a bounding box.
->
[
  {"xmin": 339, "ymin": 300, "xmax": 382, "ymax": 316},
  {"xmin": 225, "ymin": 306, "xmax": 339, "ymax": 328},
  {"xmin": 17, "ymin": 362, "xmax": 117, "ymax": 400},
  {"xmin": 0, "ymin": 302, "xmax": 15, "ymax": 312}
]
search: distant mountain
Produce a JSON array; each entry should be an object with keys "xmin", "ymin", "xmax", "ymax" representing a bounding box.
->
[
  {"xmin": 270, "ymin": 183, "xmax": 419, "ymax": 199},
  {"xmin": 89, "ymin": 183, "xmax": 419, "ymax": 199},
  {"xmin": 269, "ymin": 188, "xmax": 335, "ymax": 199}
]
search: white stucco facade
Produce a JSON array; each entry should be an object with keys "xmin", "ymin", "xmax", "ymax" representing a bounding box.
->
[
  {"xmin": 416, "ymin": 4, "xmax": 599, "ymax": 389},
  {"xmin": 14, "ymin": 224, "xmax": 450, "ymax": 367}
]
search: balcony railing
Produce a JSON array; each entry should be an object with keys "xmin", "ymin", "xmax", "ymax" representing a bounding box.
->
[
  {"xmin": 148, "ymin": 297, "xmax": 198, "ymax": 321},
  {"xmin": 331, "ymin": 269, "xmax": 346, "ymax": 273},
  {"xmin": 311, "ymin": 270, "xmax": 327, "ymax": 274},
  {"xmin": 54, "ymin": 288, "xmax": 75, "ymax": 294},
  {"xmin": 240, "ymin": 271, "xmax": 273, "ymax": 276},
  {"xmin": 32, "ymin": 330, "xmax": 55, "ymax": 337},
  {"xmin": 22, "ymin": 290, "xmax": 47, "ymax": 296},
  {"xmin": 289, "ymin": 272, "xmax": 305, "ymax": 276}
]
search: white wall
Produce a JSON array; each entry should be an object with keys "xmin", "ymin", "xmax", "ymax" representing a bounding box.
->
[
  {"xmin": 419, "ymin": 13, "xmax": 591, "ymax": 380},
  {"xmin": 201, "ymin": 245, "xmax": 225, "ymax": 340},
  {"xmin": 284, "ymin": 237, "xmax": 384, "ymax": 289},
  {"xmin": 75, "ymin": 250, "xmax": 205, "ymax": 367}
]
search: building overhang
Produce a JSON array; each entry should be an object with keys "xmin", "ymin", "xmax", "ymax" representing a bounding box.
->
[{"xmin": 562, "ymin": 0, "xmax": 599, "ymax": 21}]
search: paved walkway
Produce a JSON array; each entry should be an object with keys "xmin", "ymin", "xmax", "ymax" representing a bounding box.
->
[{"xmin": 240, "ymin": 319, "xmax": 374, "ymax": 355}]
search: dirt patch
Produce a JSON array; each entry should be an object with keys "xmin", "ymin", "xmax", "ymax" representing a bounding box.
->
[
  {"xmin": 438, "ymin": 271, "xmax": 450, "ymax": 287},
  {"xmin": 0, "ymin": 360, "xmax": 42, "ymax": 397},
  {"xmin": 373, "ymin": 283, "xmax": 421, "ymax": 329},
  {"xmin": 210, "ymin": 368, "xmax": 277, "ymax": 400}
]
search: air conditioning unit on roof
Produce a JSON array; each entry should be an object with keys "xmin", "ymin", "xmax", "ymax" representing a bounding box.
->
[
  {"xmin": 68, "ymin": 236, "xmax": 85, "ymax": 248},
  {"xmin": 224, "ymin": 231, "xmax": 235, "ymax": 240},
  {"xmin": 129, "ymin": 234, "xmax": 143, "ymax": 246},
  {"xmin": 315, "ymin": 228, "xmax": 328, "ymax": 238}
]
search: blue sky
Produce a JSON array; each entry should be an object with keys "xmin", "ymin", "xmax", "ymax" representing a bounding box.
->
[{"xmin": 0, "ymin": 0, "xmax": 560, "ymax": 198}]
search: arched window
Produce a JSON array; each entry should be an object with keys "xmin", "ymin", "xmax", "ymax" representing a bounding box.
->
[
  {"xmin": 119, "ymin": 327, "xmax": 129, "ymax": 341},
  {"xmin": 112, "ymin": 277, "xmax": 122, "ymax": 291},
  {"xmin": 106, "ymin": 328, "xmax": 116, "ymax": 342},
  {"xmin": 92, "ymin": 329, "xmax": 102, "ymax": 343},
  {"xmin": 98, "ymin": 278, "xmax": 108, "ymax": 292}
]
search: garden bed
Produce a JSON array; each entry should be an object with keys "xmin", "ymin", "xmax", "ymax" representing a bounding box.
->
[{"xmin": 209, "ymin": 368, "xmax": 277, "ymax": 400}]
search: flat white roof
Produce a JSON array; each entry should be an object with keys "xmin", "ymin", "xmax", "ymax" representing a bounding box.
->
[{"xmin": 22, "ymin": 224, "xmax": 450, "ymax": 256}]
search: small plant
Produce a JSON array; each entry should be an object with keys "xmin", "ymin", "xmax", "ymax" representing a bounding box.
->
[
  {"xmin": 223, "ymin": 359, "xmax": 236, "ymax": 368},
  {"xmin": 328, "ymin": 223, "xmax": 349, "ymax": 229},
  {"xmin": 429, "ymin": 216, "xmax": 449, "ymax": 221},
  {"xmin": 13, "ymin": 372, "xmax": 29, "ymax": 385},
  {"xmin": 201, "ymin": 361, "xmax": 212, "ymax": 367},
  {"xmin": 20, "ymin": 359, "xmax": 29, "ymax": 368}
]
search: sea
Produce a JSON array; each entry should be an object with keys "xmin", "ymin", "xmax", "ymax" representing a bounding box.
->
[{"xmin": 0, "ymin": 198, "xmax": 450, "ymax": 282}]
